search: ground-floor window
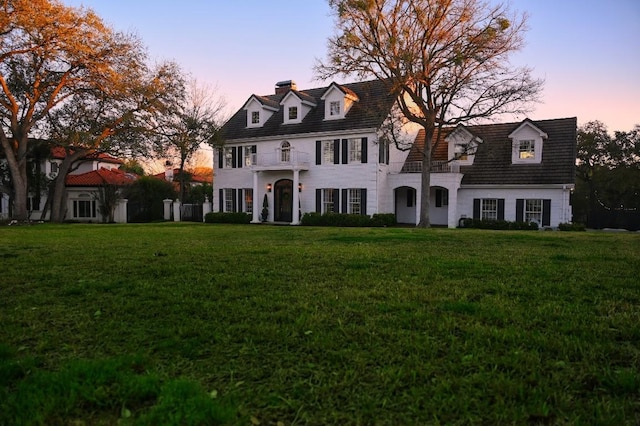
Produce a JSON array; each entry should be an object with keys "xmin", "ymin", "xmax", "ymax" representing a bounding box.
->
[
  {"xmin": 224, "ymin": 189, "xmax": 234, "ymax": 212},
  {"xmin": 244, "ymin": 188, "xmax": 253, "ymax": 213},
  {"xmin": 73, "ymin": 196, "xmax": 96, "ymax": 218},
  {"xmin": 480, "ymin": 198, "xmax": 498, "ymax": 220},
  {"xmin": 525, "ymin": 199, "xmax": 543, "ymax": 224},
  {"xmin": 322, "ymin": 189, "xmax": 334, "ymax": 213},
  {"xmin": 348, "ymin": 188, "xmax": 362, "ymax": 215}
]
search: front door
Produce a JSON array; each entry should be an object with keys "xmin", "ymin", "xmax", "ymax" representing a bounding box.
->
[{"xmin": 274, "ymin": 179, "xmax": 293, "ymax": 222}]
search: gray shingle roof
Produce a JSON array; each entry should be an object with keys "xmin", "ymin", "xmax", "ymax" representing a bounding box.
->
[
  {"xmin": 220, "ymin": 79, "xmax": 394, "ymax": 140},
  {"xmin": 407, "ymin": 117, "xmax": 577, "ymax": 185}
]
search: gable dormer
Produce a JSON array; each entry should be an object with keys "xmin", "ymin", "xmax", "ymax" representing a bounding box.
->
[
  {"xmin": 446, "ymin": 124, "xmax": 482, "ymax": 165},
  {"xmin": 509, "ymin": 119, "xmax": 547, "ymax": 164},
  {"xmin": 280, "ymin": 90, "xmax": 317, "ymax": 125},
  {"xmin": 242, "ymin": 95, "xmax": 279, "ymax": 128},
  {"xmin": 320, "ymin": 82, "xmax": 359, "ymax": 120}
]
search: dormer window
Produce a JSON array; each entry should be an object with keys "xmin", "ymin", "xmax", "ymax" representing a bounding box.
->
[
  {"xmin": 509, "ymin": 120, "xmax": 547, "ymax": 164},
  {"xmin": 243, "ymin": 95, "xmax": 278, "ymax": 128},
  {"xmin": 330, "ymin": 101, "xmax": 340, "ymax": 116},
  {"xmin": 446, "ymin": 124, "xmax": 481, "ymax": 165},
  {"xmin": 251, "ymin": 111, "xmax": 260, "ymax": 124},
  {"xmin": 280, "ymin": 90, "xmax": 316, "ymax": 124},
  {"xmin": 288, "ymin": 106, "xmax": 298, "ymax": 120}
]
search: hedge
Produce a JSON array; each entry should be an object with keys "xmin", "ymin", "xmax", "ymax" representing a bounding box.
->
[
  {"xmin": 301, "ymin": 212, "xmax": 397, "ymax": 227},
  {"xmin": 204, "ymin": 212, "xmax": 252, "ymax": 224},
  {"xmin": 459, "ymin": 218, "xmax": 539, "ymax": 230}
]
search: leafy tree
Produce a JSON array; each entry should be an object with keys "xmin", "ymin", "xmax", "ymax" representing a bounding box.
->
[
  {"xmin": 316, "ymin": 0, "xmax": 543, "ymax": 227},
  {"xmin": 119, "ymin": 159, "xmax": 146, "ymax": 176},
  {"xmin": 123, "ymin": 176, "xmax": 176, "ymax": 222},
  {"xmin": 94, "ymin": 183, "xmax": 120, "ymax": 223},
  {"xmin": 0, "ymin": 0, "xmax": 184, "ymax": 221},
  {"xmin": 156, "ymin": 79, "xmax": 225, "ymax": 202}
]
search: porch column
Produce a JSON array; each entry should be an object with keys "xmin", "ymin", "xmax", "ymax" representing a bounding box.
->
[
  {"xmin": 163, "ymin": 199, "xmax": 173, "ymax": 221},
  {"xmin": 292, "ymin": 169, "xmax": 300, "ymax": 225},
  {"xmin": 447, "ymin": 186, "xmax": 459, "ymax": 228},
  {"xmin": 173, "ymin": 199, "xmax": 181, "ymax": 222},
  {"xmin": 202, "ymin": 196, "xmax": 211, "ymax": 222},
  {"xmin": 252, "ymin": 171, "xmax": 260, "ymax": 223}
]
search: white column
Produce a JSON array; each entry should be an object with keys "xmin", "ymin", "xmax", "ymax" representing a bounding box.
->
[
  {"xmin": 116, "ymin": 199, "xmax": 128, "ymax": 223},
  {"xmin": 202, "ymin": 196, "xmax": 211, "ymax": 222},
  {"xmin": 173, "ymin": 199, "xmax": 181, "ymax": 222},
  {"xmin": 252, "ymin": 171, "xmax": 260, "ymax": 223},
  {"xmin": 447, "ymin": 187, "xmax": 458, "ymax": 228},
  {"xmin": 163, "ymin": 199, "xmax": 173, "ymax": 221},
  {"xmin": 292, "ymin": 169, "xmax": 300, "ymax": 225}
]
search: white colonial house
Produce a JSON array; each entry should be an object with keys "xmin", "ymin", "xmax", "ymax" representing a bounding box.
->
[{"xmin": 213, "ymin": 79, "xmax": 576, "ymax": 228}]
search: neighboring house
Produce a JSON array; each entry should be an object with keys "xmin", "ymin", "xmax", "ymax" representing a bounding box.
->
[
  {"xmin": 213, "ymin": 79, "xmax": 576, "ymax": 228},
  {"xmin": 152, "ymin": 167, "xmax": 213, "ymax": 188},
  {"xmin": 0, "ymin": 145, "xmax": 134, "ymax": 222}
]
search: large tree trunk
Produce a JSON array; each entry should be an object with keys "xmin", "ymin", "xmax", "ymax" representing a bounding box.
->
[
  {"xmin": 1, "ymin": 134, "xmax": 29, "ymax": 221},
  {"xmin": 417, "ymin": 126, "xmax": 433, "ymax": 228},
  {"xmin": 50, "ymin": 150, "xmax": 85, "ymax": 223}
]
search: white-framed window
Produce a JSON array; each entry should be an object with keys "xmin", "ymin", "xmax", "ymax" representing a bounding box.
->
[
  {"xmin": 481, "ymin": 199, "xmax": 498, "ymax": 220},
  {"xmin": 224, "ymin": 147, "xmax": 234, "ymax": 168},
  {"xmin": 50, "ymin": 161, "xmax": 59, "ymax": 176},
  {"xmin": 322, "ymin": 140, "xmax": 334, "ymax": 164},
  {"xmin": 251, "ymin": 111, "xmax": 260, "ymax": 124},
  {"xmin": 244, "ymin": 188, "xmax": 253, "ymax": 214},
  {"xmin": 348, "ymin": 188, "xmax": 362, "ymax": 215},
  {"xmin": 519, "ymin": 140, "xmax": 535, "ymax": 159},
  {"xmin": 244, "ymin": 146, "xmax": 255, "ymax": 166},
  {"xmin": 330, "ymin": 101, "xmax": 340, "ymax": 116},
  {"xmin": 378, "ymin": 140, "xmax": 389, "ymax": 164},
  {"xmin": 454, "ymin": 143, "xmax": 468, "ymax": 161},
  {"xmin": 525, "ymin": 199, "xmax": 543, "ymax": 224},
  {"xmin": 348, "ymin": 138, "xmax": 361, "ymax": 163},
  {"xmin": 73, "ymin": 194, "xmax": 96, "ymax": 218},
  {"xmin": 288, "ymin": 106, "xmax": 298, "ymax": 120},
  {"xmin": 322, "ymin": 189, "xmax": 335, "ymax": 214},
  {"xmin": 224, "ymin": 189, "xmax": 234, "ymax": 213},
  {"xmin": 280, "ymin": 141, "xmax": 291, "ymax": 162}
]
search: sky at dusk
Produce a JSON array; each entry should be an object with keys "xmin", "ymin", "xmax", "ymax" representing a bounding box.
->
[{"xmin": 64, "ymin": 0, "xmax": 639, "ymax": 132}]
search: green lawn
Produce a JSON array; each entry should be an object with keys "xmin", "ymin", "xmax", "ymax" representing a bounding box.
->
[{"xmin": 1, "ymin": 223, "xmax": 639, "ymax": 425}]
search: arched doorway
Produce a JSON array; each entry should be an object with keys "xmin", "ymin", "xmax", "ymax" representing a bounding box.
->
[
  {"xmin": 274, "ymin": 179, "xmax": 293, "ymax": 222},
  {"xmin": 395, "ymin": 186, "xmax": 417, "ymax": 224}
]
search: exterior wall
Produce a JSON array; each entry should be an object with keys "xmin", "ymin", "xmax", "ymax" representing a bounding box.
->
[{"xmin": 457, "ymin": 185, "xmax": 573, "ymax": 227}]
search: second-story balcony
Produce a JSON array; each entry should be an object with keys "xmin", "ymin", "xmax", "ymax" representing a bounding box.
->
[
  {"xmin": 249, "ymin": 149, "xmax": 310, "ymax": 171},
  {"xmin": 390, "ymin": 160, "xmax": 460, "ymax": 174}
]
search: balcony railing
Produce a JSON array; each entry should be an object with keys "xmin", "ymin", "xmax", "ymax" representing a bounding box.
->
[
  {"xmin": 393, "ymin": 160, "xmax": 460, "ymax": 174},
  {"xmin": 249, "ymin": 150, "xmax": 310, "ymax": 170}
]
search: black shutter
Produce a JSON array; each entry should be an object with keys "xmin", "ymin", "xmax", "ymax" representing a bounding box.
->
[
  {"xmin": 219, "ymin": 189, "xmax": 223, "ymax": 212},
  {"xmin": 386, "ymin": 143, "xmax": 390, "ymax": 165},
  {"xmin": 231, "ymin": 189, "xmax": 237, "ymax": 212},
  {"xmin": 316, "ymin": 189, "xmax": 322, "ymax": 212},
  {"xmin": 342, "ymin": 139, "xmax": 348, "ymax": 164},
  {"xmin": 217, "ymin": 149, "xmax": 223, "ymax": 169},
  {"xmin": 342, "ymin": 189, "xmax": 348, "ymax": 213},
  {"xmin": 473, "ymin": 199, "xmax": 480, "ymax": 219},
  {"xmin": 361, "ymin": 137, "xmax": 368, "ymax": 163},
  {"xmin": 516, "ymin": 199, "xmax": 524, "ymax": 222},
  {"xmin": 316, "ymin": 140, "xmax": 322, "ymax": 165},
  {"xmin": 497, "ymin": 199, "xmax": 505, "ymax": 221},
  {"xmin": 332, "ymin": 189, "xmax": 340, "ymax": 212},
  {"xmin": 237, "ymin": 189, "xmax": 243, "ymax": 212},
  {"xmin": 231, "ymin": 147, "xmax": 237, "ymax": 169},
  {"xmin": 361, "ymin": 188, "xmax": 367, "ymax": 215},
  {"xmin": 543, "ymin": 199, "xmax": 551, "ymax": 226},
  {"xmin": 379, "ymin": 140, "xmax": 384, "ymax": 164},
  {"xmin": 333, "ymin": 139, "xmax": 340, "ymax": 164},
  {"xmin": 237, "ymin": 147, "xmax": 243, "ymax": 168}
]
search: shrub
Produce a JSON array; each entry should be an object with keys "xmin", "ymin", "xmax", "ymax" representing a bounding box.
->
[
  {"xmin": 558, "ymin": 222, "xmax": 586, "ymax": 231},
  {"xmin": 204, "ymin": 212, "xmax": 251, "ymax": 224},
  {"xmin": 460, "ymin": 218, "xmax": 539, "ymax": 230},
  {"xmin": 301, "ymin": 212, "xmax": 396, "ymax": 227}
]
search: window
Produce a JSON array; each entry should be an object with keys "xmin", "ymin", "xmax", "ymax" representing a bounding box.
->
[
  {"xmin": 244, "ymin": 146, "xmax": 255, "ymax": 166},
  {"xmin": 322, "ymin": 189, "xmax": 335, "ymax": 213},
  {"xmin": 481, "ymin": 199, "xmax": 498, "ymax": 220},
  {"xmin": 348, "ymin": 138, "xmax": 361, "ymax": 163},
  {"xmin": 322, "ymin": 140, "xmax": 334, "ymax": 164},
  {"xmin": 519, "ymin": 140, "xmax": 535, "ymax": 159},
  {"xmin": 348, "ymin": 189, "xmax": 362, "ymax": 215},
  {"xmin": 251, "ymin": 111, "xmax": 260, "ymax": 124},
  {"xmin": 329, "ymin": 101, "xmax": 340, "ymax": 116},
  {"xmin": 288, "ymin": 106, "xmax": 298, "ymax": 120},
  {"xmin": 454, "ymin": 143, "xmax": 468, "ymax": 161},
  {"xmin": 224, "ymin": 147, "xmax": 234, "ymax": 168},
  {"xmin": 379, "ymin": 140, "xmax": 390, "ymax": 165},
  {"xmin": 280, "ymin": 141, "xmax": 291, "ymax": 162},
  {"xmin": 73, "ymin": 195, "xmax": 96, "ymax": 218},
  {"xmin": 50, "ymin": 161, "xmax": 59, "ymax": 176},
  {"xmin": 525, "ymin": 199, "xmax": 543, "ymax": 224},
  {"xmin": 244, "ymin": 188, "xmax": 253, "ymax": 214},
  {"xmin": 224, "ymin": 189, "xmax": 234, "ymax": 213},
  {"xmin": 435, "ymin": 188, "xmax": 448, "ymax": 207}
]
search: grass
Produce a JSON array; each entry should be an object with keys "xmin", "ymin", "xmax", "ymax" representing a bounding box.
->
[{"xmin": 1, "ymin": 223, "xmax": 639, "ymax": 425}]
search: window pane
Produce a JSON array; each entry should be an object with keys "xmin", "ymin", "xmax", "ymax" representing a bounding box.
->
[
  {"xmin": 481, "ymin": 199, "xmax": 497, "ymax": 220},
  {"xmin": 348, "ymin": 189, "xmax": 361, "ymax": 214},
  {"xmin": 245, "ymin": 189, "xmax": 253, "ymax": 213},
  {"xmin": 251, "ymin": 111, "xmax": 260, "ymax": 124},
  {"xmin": 224, "ymin": 189, "xmax": 234, "ymax": 212},
  {"xmin": 330, "ymin": 101, "xmax": 340, "ymax": 116},
  {"xmin": 525, "ymin": 199, "xmax": 542, "ymax": 223},
  {"xmin": 519, "ymin": 140, "xmax": 535, "ymax": 159},
  {"xmin": 322, "ymin": 140, "xmax": 333, "ymax": 164},
  {"xmin": 322, "ymin": 188, "xmax": 334, "ymax": 214},
  {"xmin": 349, "ymin": 138, "xmax": 361, "ymax": 163},
  {"xmin": 288, "ymin": 107, "xmax": 297, "ymax": 120}
]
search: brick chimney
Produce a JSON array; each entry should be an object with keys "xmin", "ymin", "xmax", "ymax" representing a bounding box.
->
[{"xmin": 275, "ymin": 80, "xmax": 297, "ymax": 95}]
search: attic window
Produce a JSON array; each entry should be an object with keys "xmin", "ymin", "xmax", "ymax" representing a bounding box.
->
[
  {"xmin": 288, "ymin": 106, "xmax": 298, "ymax": 120},
  {"xmin": 518, "ymin": 140, "xmax": 535, "ymax": 159},
  {"xmin": 329, "ymin": 101, "xmax": 340, "ymax": 116},
  {"xmin": 251, "ymin": 111, "xmax": 260, "ymax": 124}
]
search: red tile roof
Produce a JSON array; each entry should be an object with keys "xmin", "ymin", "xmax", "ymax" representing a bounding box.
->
[
  {"xmin": 66, "ymin": 168, "xmax": 138, "ymax": 187},
  {"xmin": 51, "ymin": 147, "xmax": 123, "ymax": 164},
  {"xmin": 152, "ymin": 168, "xmax": 213, "ymax": 184}
]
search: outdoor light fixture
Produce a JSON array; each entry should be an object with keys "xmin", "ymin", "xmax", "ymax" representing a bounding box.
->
[
  {"xmin": 267, "ymin": 183, "xmax": 272, "ymax": 193},
  {"xmin": 298, "ymin": 183, "xmax": 303, "ymax": 192}
]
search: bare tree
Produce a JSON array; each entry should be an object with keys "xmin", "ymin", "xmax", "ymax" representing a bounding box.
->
[
  {"xmin": 316, "ymin": 0, "xmax": 543, "ymax": 227},
  {"xmin": 155, "ymin": 79, "xmax": 226, "ymax": 201},
  {"xmin": 0, "ymin": 0, "xmax": 183, "ymax": 221}
]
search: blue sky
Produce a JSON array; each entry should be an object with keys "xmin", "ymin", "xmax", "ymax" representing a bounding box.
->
[{"xmin": 64, "ymin": 0, "xmax": 639, "ymax": 132}]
